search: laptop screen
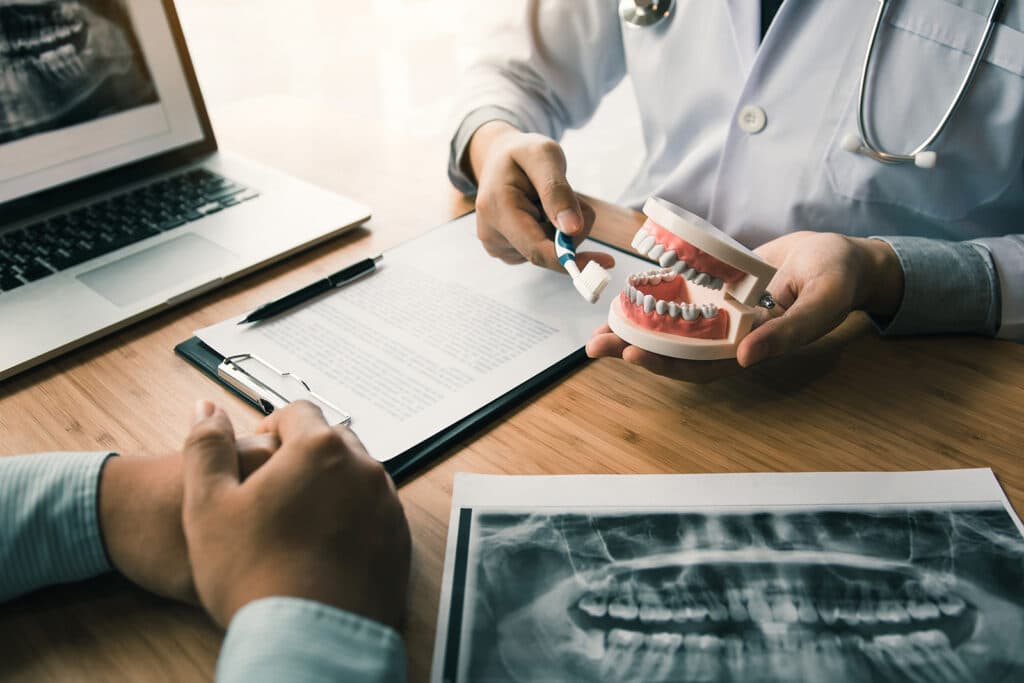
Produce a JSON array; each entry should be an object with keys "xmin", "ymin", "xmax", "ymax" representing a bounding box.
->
[{"xmin": 0, "ymin": 0, "xmax": 206, "ymax": 205}]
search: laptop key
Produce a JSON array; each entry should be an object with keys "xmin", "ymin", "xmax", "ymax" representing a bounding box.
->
[{"xmin": 0, "ymin": 275, "xmax": 23, "ymax": 292}]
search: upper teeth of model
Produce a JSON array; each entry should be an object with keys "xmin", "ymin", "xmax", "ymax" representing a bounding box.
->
[
  {"xmin": 626, "ymin": 271, "xmax": 719, "ymax": 319},
  {"xmin": 630, "ymin": 227, "xmax": 724, "ymax": 291}
]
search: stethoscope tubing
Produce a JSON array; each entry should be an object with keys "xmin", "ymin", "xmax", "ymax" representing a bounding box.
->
[{"xmin": 854, "ymin": 0, "xmax": 1005, "ymax": 164}]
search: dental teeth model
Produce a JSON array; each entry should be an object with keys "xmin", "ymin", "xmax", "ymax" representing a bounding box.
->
[
  {"xmin": 555, "ymin": 228, "xmax": 611, "ymax": 304},
  {"xmin": 608, "ymin": 197, "xmax": 777, "ymax": 360}
]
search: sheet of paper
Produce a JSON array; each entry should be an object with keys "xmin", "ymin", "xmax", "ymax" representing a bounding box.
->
[
  {"xmin": 196, "ymin": 214, "xmax": 652, "ymax": 461},
  {"xmin": 432, "ymin": 469, "xmax": 1024, "ymax": 683}
]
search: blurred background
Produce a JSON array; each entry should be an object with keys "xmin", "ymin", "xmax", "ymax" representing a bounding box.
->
[{"xmin": 174, "ymin": 0, "xmax": 643, "ymax": 216}]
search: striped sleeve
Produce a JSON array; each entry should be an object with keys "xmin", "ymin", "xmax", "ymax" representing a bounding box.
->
[
  {"xmin": 0, "ymin": 452, "xmax": 115, "ymax": 602},
  {"xmin": 218, "ymin": 597, "xmax": 407, "ymax": 683}
]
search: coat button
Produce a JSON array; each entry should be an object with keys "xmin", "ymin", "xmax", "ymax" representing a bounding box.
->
[{"xmin": 738, "ymin": 105, "xmax": 767, "ymax": 134}]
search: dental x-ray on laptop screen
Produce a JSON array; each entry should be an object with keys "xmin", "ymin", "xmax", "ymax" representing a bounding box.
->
[{"xmin": 0, "ymin": 0, "xmax": 369, "ymax": 380}]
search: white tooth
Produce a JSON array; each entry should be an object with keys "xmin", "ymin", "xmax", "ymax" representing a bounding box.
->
[
  {"xmin": 608, "ymin": 628, "xmax": 644, "ymax": 649},
  {"xmin": 671, "ymin": 261, "xmax": 688, "ymax": 274},
  {"xmin": 747, "ymin": 596, "xmax": 772, "ymax": 622},
  {"xmin": 694, "ymin": 272, "xmax": 711, "ymax": 286},
  {"xmin": 609, "ymin": 589, "xmax": 640, "ymax": 621},
  {"xmin": 796, "ymin": 598, "xmax": 818, "ymax": 624},
  {"xmin": 639, "ymin": 274, "xmax": 649, "ymax": 285},
  {"xmin": 772, "ymin": 597, "xmax": 799, "ymax": 623},
  {"xmin": 659, "ymin": 250, "xmax": 678, "ymax": 267},
  {"xmin": 579, "ymin": 594, "xmax": 608, "ymax": 618},
  {"xmin": 648, "ymin": 274, "xmax": 662, "ymax": 285},
  {"xmin": 639, "ymin": 236, "xmax": 656, "ymax": 254},
  {"xmin": 627, "ymin": 285, "xmax": 636, "ymax": 299},
  {"xmin": 876, "ymin": 600, "xmax": 909, "ymax": 623},
  {"xmin": 648, "ymin": 243, "xmax": 665, "ymax": 260},
  {"xmin": 668, "ymin": 302, "xmax": 679, "ymax": 318},
  {"xmin": 639, "ymin": 600, "xmax": 673, "ymax": 623},
  {"xmin": 700, "ymin": 304, "xmax": 718, "ymax": 318},
  {"xmin": 908, "ymin": 600, "xmax": 940, "ymax": 620},
  {"xmin": 633, "ymin": 289, "xmax": 644, "ymax": 305},
  {"xmin": 818, "ymin": 603, "xmax": 840, "ymax": 625},
  {"xmin": 857, "ymin": 602, "xmax": 878, "ymax": 624},
  {"xmin": 706, "ymin": 594, "xmax": 730, "ymax": 622},
  {"xmin": 662, "ymin": 271, "xmax": 676, "ymax": 282},
  {"xmin": 725, "ymin": 589, "xmax": 749, "ymax": 622},
  {"xmin": 646, "ymin": 632, "xmax": 683, "ymax": 652},
  {"xmin": 643, "ymin": 294, "xmax": 655, "ymax": 313},
  {"xmin": 938, "ymin": 595, "xmax": 966, "ymax": 617},
  {"xmin": 631, "ymin": 228, "xmax": 649, "ymax": 250},
  {"xmin": 709, "ymin": 277, "xmax": 724, "ymax": 290},
  {"xmin": 683, "ymin": 268, "xmax": 698, "ymax": 281},
  {"xmin": 655, "ymin": 300, "xmax": 667, "ymax": 315},
  {"xmin": 581, "ymin": 629, "xmax": 606, "ymax": 660},
  {"xmin": 681, "ymin": 304, "xmax": 700, "ymax": 321}
]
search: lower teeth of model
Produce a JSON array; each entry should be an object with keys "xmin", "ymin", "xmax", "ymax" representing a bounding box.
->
[{"xmin": 628, "ymin": 286, "xmax": 718, "ymax": 319}]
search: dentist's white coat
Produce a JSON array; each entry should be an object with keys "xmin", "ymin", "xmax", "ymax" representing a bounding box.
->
[{"xmin": 456, "ymin": 0, "xmax": 1024, "ymax": 338}]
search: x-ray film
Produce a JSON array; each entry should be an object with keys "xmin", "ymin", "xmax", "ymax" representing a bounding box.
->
[
  {"xmin": 0, "ymin": 0, "xmax": 158, "ymax": 144},
  {"xmin": 432, "ymin": 470, "xmax": 1024, "ymax": 682}
]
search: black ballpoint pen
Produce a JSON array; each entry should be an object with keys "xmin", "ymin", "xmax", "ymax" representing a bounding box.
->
[{"xmin": 238, "ymin": 254, "xmax": 383, "ymax": 324}]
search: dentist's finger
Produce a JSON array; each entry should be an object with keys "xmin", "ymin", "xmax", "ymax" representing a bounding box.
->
[{"xmin": 737, "ymin": 278, "xmax": 851, "ymax": 367}]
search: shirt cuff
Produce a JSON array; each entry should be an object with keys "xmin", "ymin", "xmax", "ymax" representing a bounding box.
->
[
  {"xmin": 869, "ymin": 237, "xmax": 999, "ymax": 337},
  {"xmin": 447, "ymin": 106, "xmax": 526, "ymax": 195},
  {"xmin": 0, "ymin": 451, "xmax": 115, "ymax": 602},
  {"xmin": 218, "ymin": 597, "xmax": 407, "ymax": 683}
]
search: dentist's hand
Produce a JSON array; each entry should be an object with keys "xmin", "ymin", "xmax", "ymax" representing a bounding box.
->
[
  {"xmin": 182, "ymin": 401, "xmax": 411, "ymax": 630},
  {"xmin": 467, "ymin": 121, "xmax": 613, "ymax": 271},
  {"xmin": 587, "ymin": 233, "xmax": 904, "ymax": 381}
]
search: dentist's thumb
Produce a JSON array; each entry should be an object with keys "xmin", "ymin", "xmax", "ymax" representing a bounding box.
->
[{"xmin": 512, "ymin": 139, "xmax": 584, "ymax": 236}]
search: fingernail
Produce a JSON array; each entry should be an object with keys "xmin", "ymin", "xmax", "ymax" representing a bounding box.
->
[
  {"xmin": 193, "ymin": 400, "xmax": 215, "ymax": 424},
  {"xmin": 556, "ymin": 209, "xmax": 582, "ymax": 235}
]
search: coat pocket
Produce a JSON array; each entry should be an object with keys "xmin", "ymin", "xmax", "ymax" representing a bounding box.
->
[{"xmin": 824, "ymin": 0, "xmax": 1024, "ymax": 221}]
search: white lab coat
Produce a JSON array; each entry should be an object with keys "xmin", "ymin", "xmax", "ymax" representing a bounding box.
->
[{"xmin": 455, "ymin": 0, "xmax": 1024, "ymax": 339}]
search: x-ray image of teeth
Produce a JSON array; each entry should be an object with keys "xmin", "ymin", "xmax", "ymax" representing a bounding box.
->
[
  {"xmin": 450, "ymin": 507, "xmax": 1024, "ymax": 682},
  {"xmin": 0, "ymin": 0, "xmax": 157, "ymax": 144}
]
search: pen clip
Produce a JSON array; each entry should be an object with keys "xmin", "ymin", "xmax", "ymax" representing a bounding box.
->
[{"xmin": 217, "ymin": 353, "xmax": 351, "ymax": 425}]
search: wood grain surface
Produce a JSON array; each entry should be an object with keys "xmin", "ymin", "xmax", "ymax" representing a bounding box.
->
[{"xmin": 2, "ymin": 7, "xmax": 1023, "ymax": 681}]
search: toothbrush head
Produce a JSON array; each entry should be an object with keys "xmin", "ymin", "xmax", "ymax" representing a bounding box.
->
[{"xmin": 573, "ymin": 260, "xmax": 611, "ymax": 304}]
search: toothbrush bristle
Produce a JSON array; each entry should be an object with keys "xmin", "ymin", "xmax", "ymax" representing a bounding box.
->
[{"xmin": 574, "ymin": 261, "xmax": 611, "ymax": 303}]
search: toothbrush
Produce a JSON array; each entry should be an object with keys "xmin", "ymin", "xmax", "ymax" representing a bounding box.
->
[{"xmin": 554, "ymin": 229, "xmax": 610, "ymax": 304}]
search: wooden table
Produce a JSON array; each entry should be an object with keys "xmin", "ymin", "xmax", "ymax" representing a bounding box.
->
[{"xmin": 2, "ymin": 93, "xmax": 1023, "ymax": 683}]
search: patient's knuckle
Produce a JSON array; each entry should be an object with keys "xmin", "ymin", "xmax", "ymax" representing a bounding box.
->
[{"xmin": 303, "ymin": 427, "xmax": 345, "ymax": 455}]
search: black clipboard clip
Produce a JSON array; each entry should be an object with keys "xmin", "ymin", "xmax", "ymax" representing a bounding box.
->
[{"xmin": 217, "ymin": 353, "xmax": 351, "ymax": 426}]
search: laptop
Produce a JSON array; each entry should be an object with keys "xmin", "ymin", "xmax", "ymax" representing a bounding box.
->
[{"xmin": 0, "ymin": 0, "xmax": 370, "ymax": 381}]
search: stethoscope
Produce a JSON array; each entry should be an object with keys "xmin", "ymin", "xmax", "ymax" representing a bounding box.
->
[{"xmin": 620, "ymin": 0, "xmax": 1006, "ymax": 170}]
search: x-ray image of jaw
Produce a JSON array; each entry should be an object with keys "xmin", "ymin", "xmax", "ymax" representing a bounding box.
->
[
  {"xmin": 0, "ymin": 0, "xmax": 157, "ymax": 144},
  {"xmin": 458, "ymin": 507, "xmax": 1024, "ymax": 682}
]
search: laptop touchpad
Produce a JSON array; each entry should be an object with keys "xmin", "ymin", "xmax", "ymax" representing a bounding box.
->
[{"xmin": 78, "ymin": 233, "xmax": 238, "ymax": 307}]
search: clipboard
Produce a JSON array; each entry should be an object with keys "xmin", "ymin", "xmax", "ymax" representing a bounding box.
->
[
  {"xmin": 175, "ymin": 212, "xmax": 647, "ymax": 484},
  {"xmin": 175, "ymin": 336, "xmax": 587, "ymax": 482}
]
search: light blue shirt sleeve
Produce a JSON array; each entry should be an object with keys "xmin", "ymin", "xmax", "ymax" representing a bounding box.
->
[
  {"xmin": 218, "ymin": 597, "xmax": 407, "ymax": 683},
  {"xmin": 0, "ymin": 451, "xmax": 114, "ymax": 602},
  {"xmin": 871, "ymin": 237, "xmax": 1001, "ymax": 337}
]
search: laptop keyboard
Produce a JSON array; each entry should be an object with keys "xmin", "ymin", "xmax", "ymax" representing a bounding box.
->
[{"xmin": 0, "ymin": 169, "xmax": 258, "ymax": 293}]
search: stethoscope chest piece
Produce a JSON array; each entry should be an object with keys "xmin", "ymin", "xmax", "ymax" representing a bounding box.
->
[{"xmin": 620, "ymin": 0, "xmax": 673, "ymax": 28}]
